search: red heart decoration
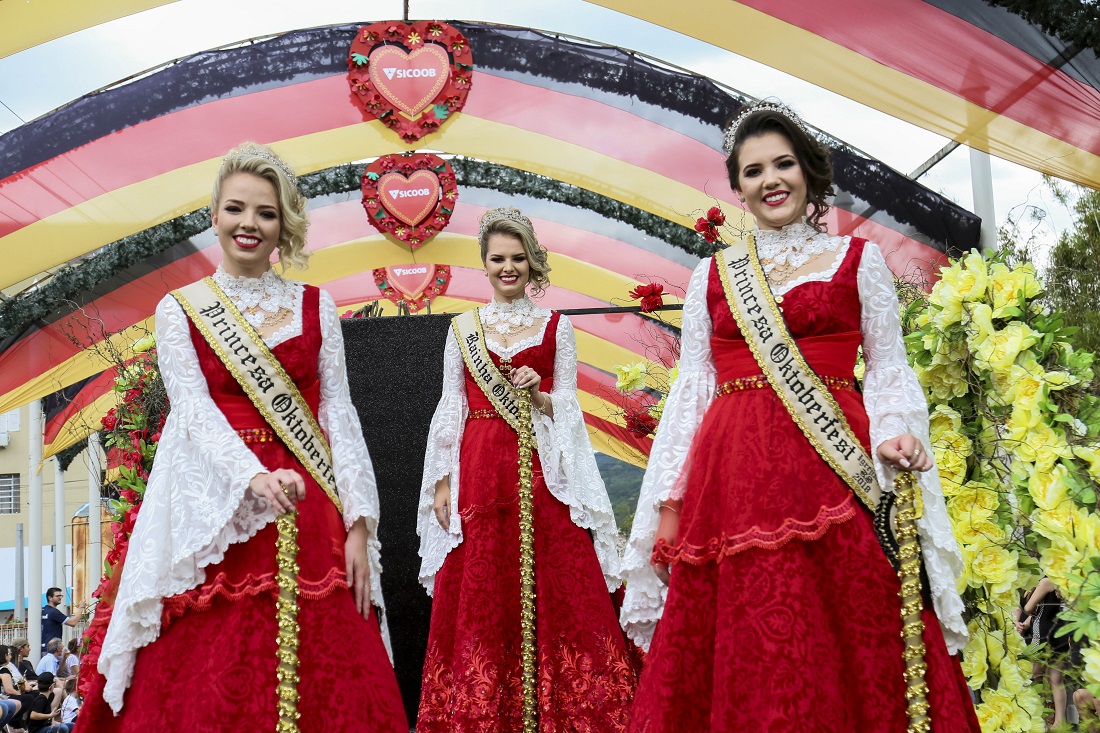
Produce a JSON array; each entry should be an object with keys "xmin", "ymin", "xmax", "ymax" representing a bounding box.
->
[
  {"xmin": 386, "ymin": 264, "xmax": 437, "ymax": 300},
  {"xmin": 377, "ymin": 170, "xmax": 441, "ymax": 226},
  {"xmin": 368, "ymin": 45, "xmax": 450, "ymax": 118},
  {"xmin": 361, "ymin": 153, "xmax": 459, "ymax": 250},
  {"xmin": 347, "ymin": 21, "xmax": 473, "ymax": 142},
  {"xmin": 373, "ymin": 264, "xmax": 451, "ymax": 313}
]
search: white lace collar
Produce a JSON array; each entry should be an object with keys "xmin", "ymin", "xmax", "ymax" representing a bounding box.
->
[
  {"xmin": 752, "ymin": 219, "xmax": 849, "ymax": 296},
  {"xmin": 211, "ymin": 266, "xmax": 304, "ymax": 347},
  {"xmin": 480, "ymin": 297, "xmax": 552, "ymax": 358}
]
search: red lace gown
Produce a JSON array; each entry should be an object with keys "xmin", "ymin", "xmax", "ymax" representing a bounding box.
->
[
  {"xmin": 628, "ymin": 242, "xmax": 979, "ymax": 732},
  {"xmin": 76, "ymin": 286, "xmax": 408, "ymax": 733},
  {"xmin": 417, "ymin": 312, "xmax": 639, "ymax": 733}
]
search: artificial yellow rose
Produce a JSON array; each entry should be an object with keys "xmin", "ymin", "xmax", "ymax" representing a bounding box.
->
[
  {"xmin": 1009, "ymin": 421, "xmax": 1069, "ymax": 473},
  {"xmin": 954, "ymin": 516, "xmax": 1009, "ymax": 547},
  {"xmin": 133, "ymin": 333, "xmax": 156, "ymax": 353},
  {"xmin": 648, "ymin": 395, "xmax": 666, "ymax": 422},
  {"xmin": 929, "ymin": 273, "xmax": 965, "ymax": 328},
  {"xmin": 997, "ymin": 657, "xmax": 1028, "ymax": 694},
  {"xmin": 932, "ymin": 430, "xmax": 973, "ymax": 492},
  {"xmin": 666, "ymin": 360, "xmax": 680, "ymax": 387},
  {"xmin": 1037, "ymin": 542, "xmax": 1081, "ymax": 588},
  {"xmin": 947, "ymin": 480, "xmax": 1001, "ymax": 522},
  {"xmin": 989, "ymin": 261, "xmax": 1042, "ymax": 317},
  {"xmin": 974, "ymin": 693, "xmax": 1008, "ymax": 732},
  {"xmin": 613, "ymin": 362, "xmax": 647, "ymax": 392},
  {"xmin": 984, "ymin": 322, "xmax": 1039, "ymax": 376},
  {"xmin": 1027, "ymin": 463, "xmax": 1071, "ymax": 511},
  {"xmin": 955, "ymin": 251, "xmax": 992, "ymax": 301},
  {"xmin": 960, "ymin": 627, "xmax": 989, "ymax": 689},
  {"xmin": 929, "ymin": 404, "xmax": 963, "ymax": 443},
  {"xmin": 916, "ymin": 360, "xmax": 970, "ymax": 401},
  {"xmin": 970, "ymin": 543, "xmax": 1020, "ymax": 595}
]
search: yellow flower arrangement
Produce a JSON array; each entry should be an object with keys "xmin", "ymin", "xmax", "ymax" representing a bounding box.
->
[
  {"xmin": 906, "ymin": 249, "xmax": 1100, "ymax": 718},
  {"xmin": 613, "ymin": 362, "xmax": 647, "ymax": 393}
]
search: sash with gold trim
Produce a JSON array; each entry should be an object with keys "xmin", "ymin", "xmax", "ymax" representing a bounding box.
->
[
  {"xmin": 172, "ymin": 278, "xmax": 344, "ymax": 516},
  {"xmin": 452, "ymin": 308, "xmax": 540, "ymax": 731},
  {"xmin": 716, "ymin": 238, "xmax": 933, "ymax": 730},
  {"xmin": 713, "ymin": 240, "xmax": 903, "ymax": 563}
]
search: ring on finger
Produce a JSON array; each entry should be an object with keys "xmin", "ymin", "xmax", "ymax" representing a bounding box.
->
[{"xmin": 280, "ymin": 483, "xmax": 292, "ymax": 497}]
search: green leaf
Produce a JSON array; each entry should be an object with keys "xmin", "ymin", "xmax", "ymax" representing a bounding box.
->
[
  {"xmin": 351, "ymin": 52, "xmax": 369, "ymax": 66},
  {"xmin": 432, "ymin": 103, "xmax": 451, "ymax": 120},
  {"xmin": 365, "ymin": 171, "xmax": 381, "ymax": 181}
]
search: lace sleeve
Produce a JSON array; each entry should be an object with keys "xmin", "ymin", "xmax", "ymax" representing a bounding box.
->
[
  {"xmin": 531, "ymin": 316, "xmax": 622, "ymax": 591},
  {"xmin": 620, "ymin": 258, "xmax": 716, "ymax": 650},
  {"xmin": 859, "ymin": 243, "xmax": 967, "ymax": 653},
  {"xmin": 317, "ymin": 290, "xmax": 388, "ymax": 622},
  {"xmin": 98, "ymin": 294, "xmax": 276, "ymax": 712},
  {"xmin": 416, "ymin": 327, "xmax": 467, "ymax": 595}
]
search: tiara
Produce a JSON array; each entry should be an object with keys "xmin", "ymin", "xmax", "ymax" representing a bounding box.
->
[
  {"xmin": 722, "ymin": 101, "xmax": 811, "ymax": 154},
  {"xmin": 477, "ymin": 207, "xmax": 534, "ymax": 240},
  {"xmin": 222, "ymin": 144, "xmax": 298, "ymax": 186}
]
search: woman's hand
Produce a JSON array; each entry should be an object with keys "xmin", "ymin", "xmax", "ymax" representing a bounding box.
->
[
  {"xmin": 510, "ymin": 365, "xmax": 542, "ymax": 394},
  {"xmin": 433, "ymin": 477, "xmax": 451, "ymax": 530},
  {"xmin": 345, "ymin": 518, "xmax": 373, "ymax": 620},
  {"xmin": 876, "ymin": 434, "xmax": 934, "ymax": 472},
  {"xmin": 651, "ymin": 499, "xmax": 682, "ymax": 586},
  {"xmin": 249, "ymin": 468, "xmax": 305, "ymax": 514}
]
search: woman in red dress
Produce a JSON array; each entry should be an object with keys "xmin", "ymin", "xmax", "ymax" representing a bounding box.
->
[
  {"xmin": 621, "ymin": 103, "xmax": 980, "ymax": 732},
  {"xmin": 416, "ymin": 207, "xmax": 638, "ymax": 732},
  {"xmin": 75, "ymin": 143, "xmax": 407, "ymax": 732}
]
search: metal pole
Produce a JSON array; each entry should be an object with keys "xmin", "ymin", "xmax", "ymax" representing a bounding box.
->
[
  {"xmin": 14, "ymin": 523, "xmax": 24, "ymax": 622},
  {"xmin": 53, "ymin": 458, "xmax": 66, "ymax": 593},
  {"xmin": 27, "ymin": 400, "xmax": 43, "ymax": 662},
  {"xmin": 87, "ymin": 432, "xmax": 102, "ymax": 610},
  {"xmin": 970, "ymin": 147, "xmax": 998, "ymax": 251}
]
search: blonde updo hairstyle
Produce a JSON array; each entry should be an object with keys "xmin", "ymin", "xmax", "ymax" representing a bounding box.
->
[
  {"xmin": 213, "ymin": 142, "xmax": 310, "ymax": 270},
  {"xmin": 477, "ymin": 207, "xmax": 552, "ymax": 297}
]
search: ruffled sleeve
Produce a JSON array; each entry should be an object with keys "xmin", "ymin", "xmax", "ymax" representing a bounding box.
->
[
  {"xmin": 858, "ymin": 242, "xmax": 968, "ymax": 653},
  {"xmin": 316, "ymin": 290, "xmax": 389, "ymax": 637},
  {"xmin": 531, "ymin": 316, "xmax": 622, "ymax": 591},
  {"xmin": 416, "ymin": 327, "xmax": 467, "ymax": 595},
  {"xmin": 99, "ymin": 294, "xmax": 276, "ymax": 712},
  {"xmin": 620, "ymin": 258, "xmax": 716, "ymax": 650}
]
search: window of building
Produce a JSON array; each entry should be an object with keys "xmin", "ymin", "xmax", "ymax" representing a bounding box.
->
[{"xmin": 0, "ymin": 474, "xmax": 19, "ymax": 514}]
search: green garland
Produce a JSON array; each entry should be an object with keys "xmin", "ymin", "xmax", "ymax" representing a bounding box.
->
[{"xmin": 0, "ymin": 159, "xmax": 708, "ymax": 342}]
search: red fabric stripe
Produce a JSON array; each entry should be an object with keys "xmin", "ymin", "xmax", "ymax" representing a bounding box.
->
[{"xmin": 741, "ymin": 0, "xmax": 1100, "ymax": 154}]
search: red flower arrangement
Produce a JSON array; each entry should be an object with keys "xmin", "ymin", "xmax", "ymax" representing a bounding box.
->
[
  {"xmin": 694, "ymin": 206, "xmax": 727, "ymax": 243},
  {"xmin": 79, "ymin": 346, "xmax": 167, "ymax": 700},
  {"xmin": 624, "ymin": 408, "xmax": 659, "ymax": 438},
  {"xmin": 628, "ymin": 282, "xmax": 665, "ymax": 313},
  {"xmin": 346, "ymin": 21, "xmax": 473, "ymax": 142}
]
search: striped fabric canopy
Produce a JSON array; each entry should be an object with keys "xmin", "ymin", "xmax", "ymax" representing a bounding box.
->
[
  {"xmin": 588, "ymin": 0, "xmax": 1100, "ymax": 189},
  {"xmin": 0, "ymin": 22, "xmax": 978, "ymax": 464}
]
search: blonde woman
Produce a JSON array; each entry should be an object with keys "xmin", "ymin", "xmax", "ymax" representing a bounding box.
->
[
  {"xmin": 75, "ymin": 143, "xmax": 407, "ymax": 732},
  {"xmin": 416, "ymin": 208, "xmax": 638, "ymax": 732}
]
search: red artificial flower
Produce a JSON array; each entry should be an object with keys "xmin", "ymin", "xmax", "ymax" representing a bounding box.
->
[
  {"xmin": 380, "ymin": 157, "xmax": 396, "ymax": 171},
  {"xmin": 101, "ymin": 408, "xmax": 118, "ymax": 431},
  {"xmin": 119, "ymin": 489, "xmax": 139, "ymax": 504},
  {"xmin": 122, "ymin": 505, "xmax": 140, "ymax": 534},
  {"xmin": 629, "ymin": 282, "xmax": 665, "ymax": 313},
  {"xmin": 625, "ymin": 409, "xmax": 659, "ymax": 438},
  {"xmin": 706, "ymin": 206, "xmax": 726, "ymax": 226}
]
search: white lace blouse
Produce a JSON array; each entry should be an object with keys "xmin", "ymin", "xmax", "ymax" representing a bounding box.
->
[
  {"xmin": 620, "ymin": 226, "xmax": 968, "ymax": 655},
  {"xmin": 416, "ymin": 304, "xmax": 622, "ymax": 595},
  {"xmin": 97, "ymin": 274, "xmax": 389, "ymax": 713}
]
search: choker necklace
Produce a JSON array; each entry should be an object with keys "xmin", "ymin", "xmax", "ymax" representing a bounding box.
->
[
  {"xmin": 482, "ymin": 298, "xmax": 544, "ymax": 345},
  {"xmin": 755, "ymin": 220, "xmax": 829, "ymax": 286},
  {"xmin": 213, "ymin": 267, "xmax": 296, "ymax": 329}
]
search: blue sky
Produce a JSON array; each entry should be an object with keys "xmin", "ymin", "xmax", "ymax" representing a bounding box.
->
[{"xmin": 0, "ymin": 0, "xmax": 1076, "ymax": 252}]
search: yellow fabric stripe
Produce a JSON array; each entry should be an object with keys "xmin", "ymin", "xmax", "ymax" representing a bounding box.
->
[
  {"xmin": 0, "ymin": 0, "xmax": 177, "ymax": 58},
  {"xmin": 1, "ymin": 115, "xmax": 739, "ymax": 289},
  {"xmin": 586, "ymin": 0, "xmax": 1100, "ymax": 189}
]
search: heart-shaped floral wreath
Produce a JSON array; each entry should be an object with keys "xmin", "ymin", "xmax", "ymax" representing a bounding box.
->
[
  {"xmin": 347, "ymin": 21, "xmax": 473, "ymax": 142},
  {"xmin": 361, "ymin": 152, "xmax": 459, "ymax": 249}
]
